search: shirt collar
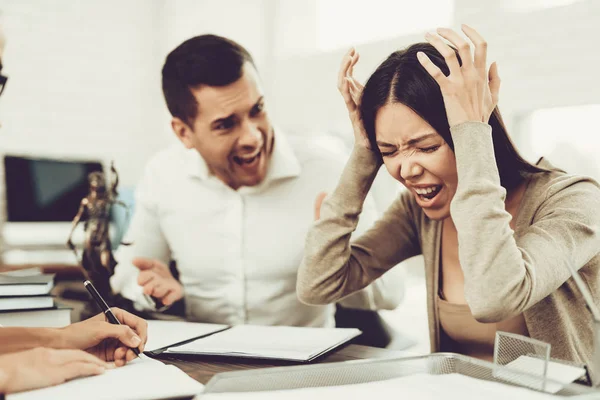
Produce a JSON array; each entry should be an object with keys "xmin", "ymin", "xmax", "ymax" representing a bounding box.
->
[
  {"xmin": 184, "ymin": 146, "xmax": 210, "ymax": 180},
  {"xmin": 184, "ymin": 128, "xmax": 301, "ymax": 184},
  {"xmin": 263, "ymin": 128, "xmax": 301, "ymax": 183}
]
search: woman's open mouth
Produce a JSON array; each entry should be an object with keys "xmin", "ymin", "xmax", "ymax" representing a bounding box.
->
[{"xmin": 414, "ymin": 185, "xmax": 442, "ymax": 203}]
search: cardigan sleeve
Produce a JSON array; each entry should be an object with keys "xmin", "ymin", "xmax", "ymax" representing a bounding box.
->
[
  {"xmin": 450, "ymin": 122, "xmax": 600, "ymax": 323},
  {"xmin": 297, "ymin": 145, "xmax": 421, "ymax": 305}
]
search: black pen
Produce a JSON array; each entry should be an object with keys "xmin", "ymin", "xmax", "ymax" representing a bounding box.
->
[{"xmin": 84, "ymin": 280, "xmax": 141, "ymax": 356}]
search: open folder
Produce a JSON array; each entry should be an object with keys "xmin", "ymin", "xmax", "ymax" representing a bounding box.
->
[{"xmin": 146, "ymin": 321, "xmax": 361, "ymax": 362}]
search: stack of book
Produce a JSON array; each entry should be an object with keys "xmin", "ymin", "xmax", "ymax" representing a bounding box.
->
[{"xmin": 0, "ymin": 273, "xmax": 71, "ymax": 327}]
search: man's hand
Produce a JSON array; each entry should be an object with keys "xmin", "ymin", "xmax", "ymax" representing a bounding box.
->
[
  {"xmin": 133, "ymin": 258, "xmax": 184, "ymax": 307},
  {"xmin": 0, "ymin": 348, "xmax": 108, "ymax": 394},
  {"xmin": 59, "ymin": 307, "xmax": 148, "ymax": 366}
]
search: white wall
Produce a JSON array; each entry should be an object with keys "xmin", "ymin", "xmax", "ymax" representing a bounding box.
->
[
  {"xmin": 0, "ymin": 0, "xmax": 167, "ymax": 186},
  {"xmin": 2, "ymin": 0, "xmax": 598, "ymax": 182},
  {"xmin": 269, "ymin": 0, "xmax": 600, "ymax": 143}
]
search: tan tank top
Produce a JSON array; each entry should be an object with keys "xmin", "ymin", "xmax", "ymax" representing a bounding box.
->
[{"xmin": 437, "ymin": 294, "xmax": 529, "ymax": 361}]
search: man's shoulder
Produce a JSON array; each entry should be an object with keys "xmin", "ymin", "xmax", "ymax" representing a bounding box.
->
[
  {"xmin": 136, "ymin": 143, "xmax": 194, "ymax": 188},
  {"xmin": 145, "ymin": 142, "xmax": 188, "ymax": 174}
]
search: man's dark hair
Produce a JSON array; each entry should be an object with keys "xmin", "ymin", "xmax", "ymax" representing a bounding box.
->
[{"xmin": 162, "ymin": 34, "xmax": 255, "ymax": 126}]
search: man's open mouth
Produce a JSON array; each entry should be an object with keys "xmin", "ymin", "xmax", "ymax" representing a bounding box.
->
[
  {"xmin": 233, "ymin": 151, "xmax": 260, "ymax": 165},
  {"xmin": 232, "ymin": 148, "xmax": 263, "ymax": 170}
]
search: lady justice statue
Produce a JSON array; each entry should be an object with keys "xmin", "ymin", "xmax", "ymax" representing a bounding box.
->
[{"xmin": 66, "ymin": 162, "xmax": 129, "ymax": 300}]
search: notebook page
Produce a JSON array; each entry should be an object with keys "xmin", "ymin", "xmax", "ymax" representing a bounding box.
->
[
  {"xmin": 166, "ymin": 325, "xmax": 360, "ymax": 360},
  {"xmin": 201, "ymin": 373, "xmax": 558, "ymax": 400},
  {"xmin": 7, "ymin": 357, "xmax": 204, "ymax": 400},
  {"xmin": 145, "ymin": 320, "xmax": 228, "ymax": 352}
]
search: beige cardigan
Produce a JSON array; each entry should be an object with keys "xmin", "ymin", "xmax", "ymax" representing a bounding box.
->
[{"xmin": 297, "ymin": 122, "xmax": 600, "ymax": 382}]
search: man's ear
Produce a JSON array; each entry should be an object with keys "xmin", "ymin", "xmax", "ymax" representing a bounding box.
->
[{"xmin": 171, "ymin": 117, "xmax": 195, "ymax": 149}]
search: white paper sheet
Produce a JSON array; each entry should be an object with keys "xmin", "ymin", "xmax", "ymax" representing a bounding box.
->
[
  {"xmin": 165, "ymin": 325, "xmax": 361, "ymax": 361},
  {"xmin": 200, "ymin": 373, "xmax": 559, "ymax": 400},
  {"xmin": 145, "ymin": 320, "xmax": 228, "ymax": 352},
  {"xmin": 7, "ymin": 357, "xmax": 204, "ymax": 400}
]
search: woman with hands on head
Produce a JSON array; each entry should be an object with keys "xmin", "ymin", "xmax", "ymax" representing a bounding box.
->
[
  {"xmin": 0, "ymin": 307, "xmax": 148, "ymax": 394},
  {"xmin": 298, "ymin": 25, "xmax": 600, "ymax": 382}
]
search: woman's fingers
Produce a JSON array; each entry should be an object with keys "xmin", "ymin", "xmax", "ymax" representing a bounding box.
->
[
  {"xmin": 110, "ymin": 308, "xmax": 148, "ymax": 350},
  {"xmin": 346, "ymin": 77, "xmax": 362, "ymax": 105},
  {"xmin": 337, "ymin": 48, "xmax": 354, "ymax": 91},
  {"xmin": 461, "ymin": 24, "xmax": 487, "ymax": 74},
  {"xmin": 435, "ymin": 28, "xmax": 473, "ymax": 70},
  {"xmin": 424, "ymin": 32, "xmax": 460, "ymax": 76},
  {"xmin": 60, "ymin": 361, "xmax": 105, "ymax": 382},
  {"xmin": 54, "ymin": 349, "xmax": 107, "ymax": 367},
  {"xmin": 488, "ymin": 61, "xmax": 501, "ymax": 106},
  {"xmin": 347, "ymin": 50, "xmax": 359, "ymax": 78},
  {"xmin": 417, "ymin": 51, "xmax": 446, "ymax": 86},
  {"xmin": 124, "ymin": 349, "xmax": 139, "ymax": 363},
  {"xmin": 346, "ymin": 50, "xmax": 363, "ymax": 105},
  {"xmin": 338, "ymin": 47, "xmax": 363, "ymax": 110},
  {"xmin": 111, "ymin": 346, "xmax": 136, "ymax": 367},
  {"xmin": 341, "ymin": 78, "xmax": 357, "ymax": 113},
  {"xmin": 113, "ymin": 347, "xmax": 128, "ymax": 366}
]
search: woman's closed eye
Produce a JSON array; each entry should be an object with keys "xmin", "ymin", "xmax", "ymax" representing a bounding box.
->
[
  {"xmin": 380, "ymin": 149, "xmax": 397, "ymax": 157},
  {"xmin": 420, "ymin": 145, "xmax": 440, "ymax": 153},
  {"xmin": 380, "ymin": 145, "xmax": 439, "ymax": 157}
]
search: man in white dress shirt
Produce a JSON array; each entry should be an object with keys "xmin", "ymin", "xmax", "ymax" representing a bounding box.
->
[{"xmin": 110, "ymin": 34, "xmax": 403, "ymax": 327}]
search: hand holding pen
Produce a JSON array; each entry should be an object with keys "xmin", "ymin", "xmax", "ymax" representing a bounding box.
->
[{"xmin": 60, "ymin": 280, "xmax": 149, "ymax": 365}]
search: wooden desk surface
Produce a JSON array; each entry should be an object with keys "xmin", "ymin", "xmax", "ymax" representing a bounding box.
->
[{"xmin": 156, "ymin": 344, "xmax": 406, "ymax": 385}]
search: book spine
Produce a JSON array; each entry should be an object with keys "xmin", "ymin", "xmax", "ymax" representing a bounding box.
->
[{"xmin": 0, "ymin": 159, "xmax": 5, "ymax": 264}]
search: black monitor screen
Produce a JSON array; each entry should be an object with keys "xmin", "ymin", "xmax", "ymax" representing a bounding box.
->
[{"xmin": 4, "ymin": 155, "xmax": 103, "ymax": 222}]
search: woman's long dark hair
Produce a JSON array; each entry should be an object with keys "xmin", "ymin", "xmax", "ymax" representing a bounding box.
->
[{"xmin": 359, "ymin": 43, "xmax": 546, "ymax": 190}]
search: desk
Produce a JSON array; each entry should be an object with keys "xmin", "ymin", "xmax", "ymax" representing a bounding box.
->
[{"xmin": 156, "ymin": 344, "xmax": 408, "ymax": 385}]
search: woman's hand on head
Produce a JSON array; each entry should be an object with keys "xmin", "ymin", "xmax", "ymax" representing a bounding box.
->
[
  {"xmin": 417, "ymin": 24, "xmax": 501, "ymax": 127},
  {"xmin": 337, "ymin": 48, "xmax": 371, "ymax": 149}
]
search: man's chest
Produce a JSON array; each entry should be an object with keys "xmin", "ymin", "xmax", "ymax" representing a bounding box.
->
[{"xmin": 155, "ymin": 178, "xmax": 320, "ymax": 278}]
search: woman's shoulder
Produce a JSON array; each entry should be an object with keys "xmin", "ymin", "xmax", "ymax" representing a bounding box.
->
[
  {"xmin": 529, "ymin": 158, "xmax": 600, "ymax": 195},
  {"xmin": 524, "ymin": 158, "xmax": 600, "ymax": 212}
]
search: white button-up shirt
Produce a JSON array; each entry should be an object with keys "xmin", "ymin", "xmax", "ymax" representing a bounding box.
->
[{"xmin": 110, "ymin": 131, "xmax": 403, "ymax": 327}]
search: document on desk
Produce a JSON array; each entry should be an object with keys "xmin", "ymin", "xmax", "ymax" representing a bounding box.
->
[
  {"xmin": 145, "ymin": 320, "xmax": 229, "ymax": 352},
  {"xmin": 164, "ymin": 325, "xmax": 361, "ymax": 362},
  {"xmin": 200, "ymin": 373, "xmax": 558, "ymax": 399},
  {"xmin": 7, "ymin": 357, "xmax": 204, "ymax": 400}
]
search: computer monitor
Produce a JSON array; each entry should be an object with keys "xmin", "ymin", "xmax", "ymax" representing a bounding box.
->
[{"xmin": 3, "ymin": 155, "xmax": 104, "ymax": 222}]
